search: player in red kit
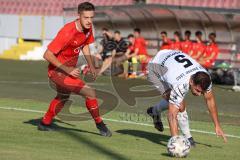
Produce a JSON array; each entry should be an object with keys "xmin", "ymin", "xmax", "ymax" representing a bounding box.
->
[
  {"xmin": 160, "ymin": 31, "xmax": 173, "ymax": 50},
  {"xmin": 38, "ymin": 2, "xmax": 112, "ymax": 137},
  {"xmin": 189, "ymin": 31, "xmax": 206, "ymax": 61},
  {"xmin": 170, "ymin": 31, "xmax": 182, "ymax": 51},
  {"xmin": 199, "ymin": 33, "xmax": 219, "ymax": 68},
  {"xmin": 181, "ymin": 30, "xmax": 193, "ymax": 54},
  {"xmin": 129, "ymin": 28, "xmax": 149, "ymax": 78}
]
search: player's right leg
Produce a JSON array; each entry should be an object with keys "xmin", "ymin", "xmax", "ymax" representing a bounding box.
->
[
  {"xmin": 146, "ymin": 62, "xmax": 170, "ymax": 131},
  {"xmin": 38, "ymin": 92, "xmax": 70, "ymax": 131},
  {"xmin": 147, "ymin": 99, "xmax": 168, "ymax": 132},
  {"xmin": 177, "ymin": 102, "xmax": 196, "ymax": 147}
]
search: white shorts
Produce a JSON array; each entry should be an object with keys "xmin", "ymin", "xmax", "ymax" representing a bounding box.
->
[{"xmin": 147, "ymin": 62, "xmax": 170, "ymax": 95}]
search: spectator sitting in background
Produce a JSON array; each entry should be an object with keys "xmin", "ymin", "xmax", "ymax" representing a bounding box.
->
[
  {"xmin": 181, "ymin": 30, "xmax": 193, "ymax": 54},
  {"xmin": 129, "ymin": 28, "xmax": 149, "ymax": 78},
  {"xmin": 119, "ymin": 34, "xmax": 136, "ymax": 79},
  {"xmin": 160, "ymin": 31, "xmax": 172, "ymax": 50},
  {"xmin": 99, "ymin": 28, "xmax": 115, "ymax": 61},
  {"xmin": 171, "ymin": 31, "xmax": 182, "ymax": 51},
  {"xmin": 98, "ymin": 30, "xmax": 128, "ymax": 75},
  {"xmin": 189, "ymin": 31, "xmax": 206, "ymax": 61},
  {"xmin": 199, "ymin": 33, "xmax": 219, "ymax": 69}
]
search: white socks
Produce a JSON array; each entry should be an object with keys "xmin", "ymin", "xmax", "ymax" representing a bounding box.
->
[
  {"xmin": 177, "ymin": 110, "xmax": 192, "ymax": 139},
  {"xmin": 152, "ymin": 100, "xmax": 192, "ymax": 138}
]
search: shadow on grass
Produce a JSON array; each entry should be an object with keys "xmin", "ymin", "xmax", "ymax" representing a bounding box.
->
[
  {"xmin": 195, "ymin": 141, "xmax": 222, "ymax": 148},
  {"xmin": 23, "ymin": 118, "xmax": 99, "ymax": 136},
  {"xmin": 161, "ymin": 153, "xmax": 172, "ymax": 158},
  {"xmin": 116, "ymin": 129, "xmax": 171, "ymax": 146},
  {"xmin": 24, "ymin": 118, "xmax": 130, "ymax": 160}
]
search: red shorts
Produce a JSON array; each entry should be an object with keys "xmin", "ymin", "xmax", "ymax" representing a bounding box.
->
[{"xmin": 48, "ymin": 70, "xmax": 85, "ymax": 94}]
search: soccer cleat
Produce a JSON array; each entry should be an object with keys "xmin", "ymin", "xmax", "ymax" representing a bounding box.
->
[
  {"xmin": 96, "ymin": 121, "xmax": 112, "ymax": 137},
  {"xmin": 188, "ymin": 137, "xmax": 196, "ymax": 148},
  {"xmin": 38, "ymin": 122, "xmax": 55, "ymax": 131},
  {"xmin": 147, "ymin": 107, "xmax": 164, "ymax": 132}
]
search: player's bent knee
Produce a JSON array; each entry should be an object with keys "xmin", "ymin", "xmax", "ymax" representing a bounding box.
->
[{"xmin": 80, "ymin": 85, "xmax": 96, "ymax": 98}]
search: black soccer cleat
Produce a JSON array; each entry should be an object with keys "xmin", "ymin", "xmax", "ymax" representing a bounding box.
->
[
  {"xmin": 38, "ymin": 122, "xmax": 55, "ymax": 131},
  {"xmin": 188, "ymin": 137, "xmax": 196, "ymax": 148},
  {"xmin": 96, "ymin": 121, "xmax": 112, "ymax": 137},
  {"xmin": 147, "ymin": 107, "xmax": 164, "ymax": 132}
]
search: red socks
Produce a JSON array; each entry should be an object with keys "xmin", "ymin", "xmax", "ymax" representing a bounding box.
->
[
  {"xmin": 42, "ymin": 97, "xmax": 102, "ymax": 125},
  {"xmin": 42, "ymin": 97, "xmax": 65, "ymax": 125},
  {"xmin": 85, "ymin": 97, "xmax": 102, "ymax": 124}
]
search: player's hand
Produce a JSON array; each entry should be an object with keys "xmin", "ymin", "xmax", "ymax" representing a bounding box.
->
[
  {"xmin": 89, "ymin": 66, "xmax": 97, "ymax": 80},
  {"xmin": 215, "ymin": 125, "xmax": 227, "ymax": 143},
  {"xmin": 66, "ymin": 67, "xmax": 80, "ymax": 78}
]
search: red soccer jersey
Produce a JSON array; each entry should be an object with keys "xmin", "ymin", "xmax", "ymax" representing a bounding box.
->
[
  {"xmin": 47, "ymin": 20, "xmax": 94, "ymax": 74},
  {"xmin": 170, "ymin": 41, "xmax": 182, "ymax": 51},
  {"xmin": 181, "ymin": 40, "xmax": 193, "ymax": 54},
  {"xmin": 204, "ymin": 42, "xmax": 219, "ymax": 60},
  {"xmin": 160, "ymin": 38, "xmax": 173, "ymax": 50},
  {"xmin": 128, "ymin": 44, "xmax": 134, "ymax": 53},
  {"xmin": 190, "ymin": 42, "xmax": 206, "ymax": 60},
  {"xmin": 202, "ymin": 42, "xmax": 219, "ymax": 68},
  {"xmin": 134, "ymin": 37, "xmax": 148, "ymax": 55}
]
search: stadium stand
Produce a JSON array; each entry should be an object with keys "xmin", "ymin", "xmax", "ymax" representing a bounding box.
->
[
  {"xmin": 147, "ymin": 0, "xmax": 240, "ymax": 9},
  {"xmin": 0, "ymin": 41, "xmax": 41, "ymax": 60},
  {"xmin": 0, "ymin": 0, "xmax": 239, "ymax": 69},
  {"xmin": 0, "ymin": 0, "xmax": 133, "ymax": 16}
]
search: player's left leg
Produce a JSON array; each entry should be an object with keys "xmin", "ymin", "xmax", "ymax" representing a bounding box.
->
[{"xmin": 79, "ymin": 84, "xmax": 112, "ymax": 137}]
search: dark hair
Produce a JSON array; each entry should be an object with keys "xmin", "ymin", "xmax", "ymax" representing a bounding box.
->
[
  {"xmin": 161, "ymin": 31, "xmax": 167, "ymax": 35},
  {"xmin": 209, "ymin": 32, "xmax": 216, "ymax": 38},
  {"xmin": 78, "ymin": 2, "xmax": 95, "ymax": 14},
  {"xmin": 195, "ymin": 31, "xmax": 202, "ymax": 36},
  {"xmin": 174, "ymin": 31, "xmax": 181, "ymax": 37},
  {"xmin": 114, "ymin": 30, "xmax": 121, "ymax": 34},
  {"xmin": 102, "ymin": 27, "xmax": 109, "ymax": 32},
  {"xmin": 192, "ymin": 72, "xmax": 211, "ymax": 91},
  {"xmin": 128, "ymin": 34, "xmax": 134, "ymax": 38},
  {"xmin": 134, "ymin": 28, "xmax": 141, "ymax": 33},
  {"xmin": 185, "ymin": 30, "xmax": 191, "ymax": 37}
]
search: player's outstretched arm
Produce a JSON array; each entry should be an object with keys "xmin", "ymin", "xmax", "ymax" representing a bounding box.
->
[
  {"xmin": 204, "ymin": 90, "xmax": 227, "ymax": 143},
  {"xmin": 168, "ymin": 104, "xmax": 179, "ymax": 137}
]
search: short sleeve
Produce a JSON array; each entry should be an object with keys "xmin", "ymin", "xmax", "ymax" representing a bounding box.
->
[
  {"xmin": 206, "ymin": 82, "xmax": 212, "ymax": 93},
  {"xmin": 169, "ymin": 83, "xmax": 189, "ymax": 107},
  {"xmin": 48, "ymin": 27, "xmax": 72, "ymax": 54}
]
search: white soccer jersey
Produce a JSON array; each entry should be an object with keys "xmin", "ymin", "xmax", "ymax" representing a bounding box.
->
[{"xmin": 149, "ymin": 49, "xmax": 211, "ymax": 106}]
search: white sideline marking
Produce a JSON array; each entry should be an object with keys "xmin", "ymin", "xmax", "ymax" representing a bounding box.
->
[{"xmin": 0, "ymin": 106, "xmax": 240, "ymax": 139}]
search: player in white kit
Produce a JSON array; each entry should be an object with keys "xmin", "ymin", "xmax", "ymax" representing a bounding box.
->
[{"xmin": 147, "ymin": 49, "xmax": 227, "ymax": 146}]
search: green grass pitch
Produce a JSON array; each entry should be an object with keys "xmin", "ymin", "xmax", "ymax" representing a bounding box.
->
[{"xmin": 0, "ymin": 59, "xmax": 240, "ymax": 160}]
